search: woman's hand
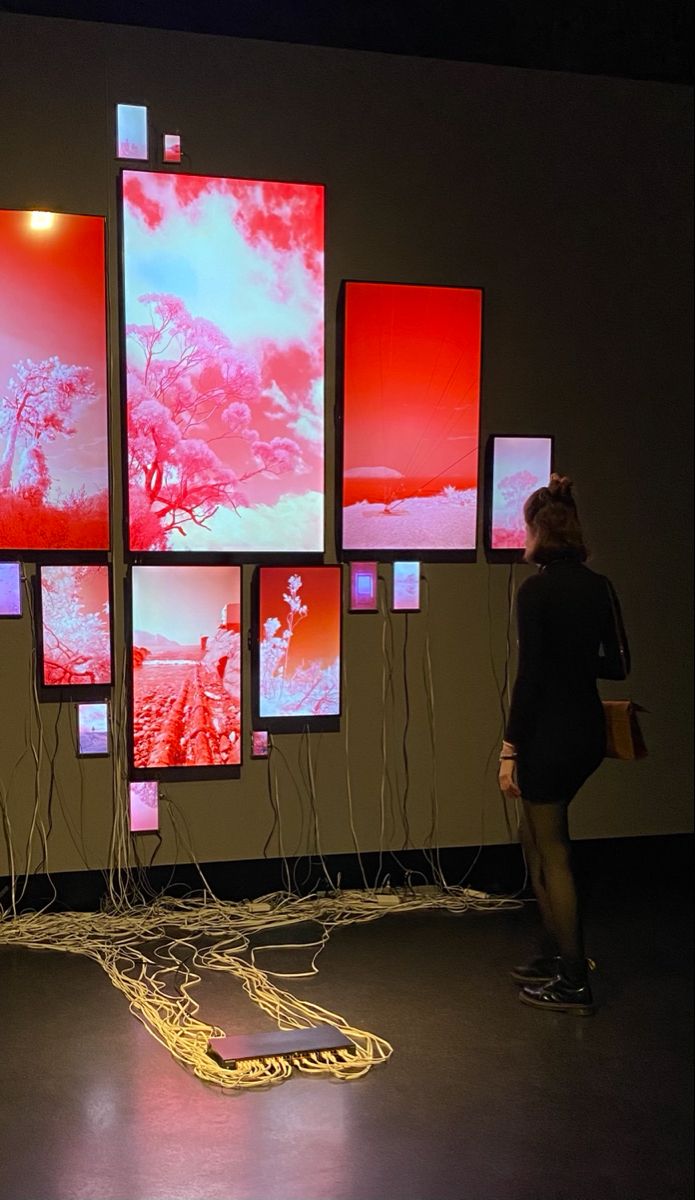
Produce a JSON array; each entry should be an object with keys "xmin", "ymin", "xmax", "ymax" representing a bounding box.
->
[{"xmin": 498, "ymin": 757, "xmax": 521, "ymax": 799}]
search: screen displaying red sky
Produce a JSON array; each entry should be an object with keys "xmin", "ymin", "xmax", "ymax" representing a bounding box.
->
[
  {"xmin": 0, "ymin": 210, "xmax": 109, "ymax": 551},
  {"xmin": 258, "ymin": 566, "xmax": 340, "ymax": 718},
  {"xmin": 342, "ymin": 282, "xmax": 481, "ymax": 554}
]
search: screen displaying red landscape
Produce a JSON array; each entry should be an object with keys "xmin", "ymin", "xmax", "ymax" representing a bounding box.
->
[
  {"xmin": 490, "ymin": 436, "xmax": 553, "ymax": 549},
  {"xmin": 258, "ymin": 566, "xmax": 340, "ymax": 718},
  {"xmin": 0, "ymin": 210, "xmax": 109, "ymax": 552},
  {"xmin": 341, "ymin": 282, "xmax": 482, "ymax": 555},
  {"xmin": 39, "ymin": 565, "xmax": 112, "ymax": 688},
  {"xmin": 121, "ymin": 171, "xmax": 324, "ymax": 554},
  {"xmin": 131, "ymin": 565, "xmax": 241, "ymax": 769}
]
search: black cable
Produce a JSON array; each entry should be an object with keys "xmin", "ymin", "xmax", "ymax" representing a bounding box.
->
[{"xmin": 400, "ymin": 613, "xmax": 412, "ymax": 851}]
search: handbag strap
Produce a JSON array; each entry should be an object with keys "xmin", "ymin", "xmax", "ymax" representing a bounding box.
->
[{"xmin": 605, "ymin": 576, "xmax": 629, "ymax": 679}]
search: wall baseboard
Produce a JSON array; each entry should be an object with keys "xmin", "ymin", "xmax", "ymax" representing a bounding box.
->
[{"xmin": 1, "ymin": 833, "xmax": 691, "ymax": 914}]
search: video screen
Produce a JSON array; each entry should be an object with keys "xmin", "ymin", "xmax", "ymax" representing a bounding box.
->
[
  {"xmin": 0, "ymin": 209, "xmax": 110, "ymax": 552},
  {"xmin": 77, "ymin": 702, "xmax": 109, "ymax": 755},
  {"xmin": 39, "ymin": 565, "xmax": 112, "ymax": 689},
  {"xmin": 489, "ymin": 436, "xmax": 553, "ymax": 550},
  {"xmin": 349, "ymin": 561, "xmax": 378, "ymax": 612},
  {"xmin": 341, "ymin": 282, "xmax": 482, "ymax": 557},
  {"xmin": 116, "ymin": 104, "xmax": 148, "ymax": 160},
  {"xmin": 129, "ymin": 781, "xmax": 159, "ymax": 832},
  {"xmin": 0, "ymin": 562, "xmax": 22, "ymax": 616},
  {"xmin": 162, "ymin": 134, "xmax": 181, "ymax": 163},
  {"xmin": 251, "ymin": 730, "xmax": 269, "ymax": 758},
  {"xmin": 131, "ymin": 565, "xmax": 241, "ymax": 770},
  {"xmin": 392, "ymin": 561, "xmax": 420, "ymax": 611},
  {"xmin": 257, "ymin": 566, "xmax": 340, "ymax": 719},
  {"xmin": 121, "ymin": 170, "xmax": 325, "ymax": 555}
]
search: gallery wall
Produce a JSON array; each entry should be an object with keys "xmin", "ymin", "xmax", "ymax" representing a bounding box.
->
[{"xmin": 0, "ymin": 12, "xmax": 692, "ymax": 877}]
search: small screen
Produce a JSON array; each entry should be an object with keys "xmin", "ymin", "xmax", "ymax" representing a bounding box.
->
[
  {"xmin": 39, "ymin": 565, "xmax": 112, "ymax": 688},
  {"xmin": 392, "ymin": 561, "xmax": 420, "ymax": 611},
  {"xmin": 341, "ymin": 281, "xmax": 482, "ymax": 556},
  {"xmin": 0, "ymin": 562, "xmax": 22, "ymax": 616},
  {"xmin": 258, "ymin": 566, "xmax": 341, "ymax": 719},
  {"xmin": 0, "ymin": 209, "xmax": 110, "ymax": 552},
  {"xmin": 131, "ymin": 565, "xmax": 241, "ymax": 771},
  {"xmin": 116, "ymin": 104, "xmax": 148, "ymax": 160},
  {"xmin": 77, "ymin": 702, "xmax": 109, "ymax": 755},
  {"xmin": 349, "ymin": 561, "xmax": 378, "ymax": 612},
  {"xmin": 251, "ymin": 731, "xmax": 269, "ymax": 758},
  {"xmin": 489, "ymin": 436, "xmax": 553, "ymax": 550},
  {"xmin": 163, "ymin": 133, "xmax": 181, "ymax": 163},
  {"xmin": 129, "ymin": 781, "xmax": 159, "ymax": 832}
]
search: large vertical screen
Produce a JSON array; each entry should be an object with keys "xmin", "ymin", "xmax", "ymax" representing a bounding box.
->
[
  {"xmin": 489, "ymin": 436, "xmax": 553, "ymax": 550},
  {"xmin": 39, "ymin": 565, "xmax": 112, "ymax": 689},
  {"xmin": 131, "ymin": 565, "xmax": 241, "ymax": 770},
  {"xmin": 121, "ymin": 171, "xmax": 325, "ymax": 555},
  {"xmin": 341, "ymin": 282, "xmax": 481, "ymax": 557},
  {"xmin": 258, "ymin": 566, "xmax": 340, "ymax": 720},
  {"xmin": 0, "ymin": 210, "xmax": 109, "ymax": 552}
]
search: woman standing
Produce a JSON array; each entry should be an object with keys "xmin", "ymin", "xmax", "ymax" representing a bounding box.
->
[{"xmin": 499, "ymin": 474, "xmax": 630, "ymax": 1015}]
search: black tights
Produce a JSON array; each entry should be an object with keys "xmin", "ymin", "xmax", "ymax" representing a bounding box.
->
[{"xmin": 519, "ymin": 800, "xmax": 586, "ymax": 976}]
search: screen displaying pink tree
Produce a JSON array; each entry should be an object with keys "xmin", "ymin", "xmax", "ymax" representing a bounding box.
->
[
  {"xmin": 0, "ymin": 210, "xmax": 109, "ymax": 551},
  {"xmin": 131, "ymin": 565, "xmax": 241, "ymax": 769},
  {"xmin": 258, "ymin": 567, "xmax": 340, "ymax": 718},
  {"xmin": 121, "ymin": 172, "xmax": 324, "ymax": 553},
  {"xmin": 39, "ymin": 565, "xmax": 111, "ymax": 687},
  {"xmin": 490, "ymin": 437, "xmax": 553, "ymax": 549}
]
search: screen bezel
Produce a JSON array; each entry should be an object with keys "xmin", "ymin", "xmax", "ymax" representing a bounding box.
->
[
  {"xmin": 483, "ymin": 433, "xmax": 555, "ymax": 563},
  {"xmin": 335, "ymin": 278, "xmax": 483, "ymax": 564},
  {"xmin": 250, "ymin": 563, "xmax": 342, "ymax": 733},
  {"xmin": 126, "ymin": 562, "xmax": 243, "ymax": 781}
]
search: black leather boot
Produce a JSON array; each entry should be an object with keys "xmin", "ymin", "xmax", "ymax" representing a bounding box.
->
[{"xmin": 509, "ymin": 955, "xmax": 560, "ymax": 984}]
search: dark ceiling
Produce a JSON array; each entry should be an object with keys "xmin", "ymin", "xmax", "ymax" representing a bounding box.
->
[{"xmin": 1, "ymin": 0, "xmax": 693, "ymax": 85}]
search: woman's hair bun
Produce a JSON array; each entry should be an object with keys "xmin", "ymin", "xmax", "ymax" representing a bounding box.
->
[{"xmin": 547, "ymin": 472, "xmax": 574, "ymax": 501}]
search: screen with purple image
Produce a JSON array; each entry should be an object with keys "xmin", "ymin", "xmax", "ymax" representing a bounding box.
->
[
  {"xmin": 349, "ymin": 561, "xmax": 378, "ymax": 612},
  {"xmin": 0, "ymin": 562, "xmax": 22, "ymax": 616},
  {"xmin": 392, "ymin": 561, "xmax": 420, "ymax": 612},
  {"xmin": 77, "ymin": 702, "xmax": 109, "ymax": 755},
  {"xmin": 489, "ymin": 436, "xmax": 553, "ymax": 550},
  {"xmin": 129, "ymin": 781, "xmax": 159, "ymax": 832}
]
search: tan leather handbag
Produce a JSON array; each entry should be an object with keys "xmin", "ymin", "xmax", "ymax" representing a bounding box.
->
[{"xmin": 603, "ymin": 700, "xmax": 648, "ymax": 760}]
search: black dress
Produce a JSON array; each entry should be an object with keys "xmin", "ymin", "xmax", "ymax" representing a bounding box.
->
[{"xmin": 505, "ymin": 559, "xmax": 630, "ymax": 805}]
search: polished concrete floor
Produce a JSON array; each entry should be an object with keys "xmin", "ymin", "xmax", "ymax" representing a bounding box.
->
[{"xmin": 1, "ymin": 872, "xmax": 692, "ymax": 1200}]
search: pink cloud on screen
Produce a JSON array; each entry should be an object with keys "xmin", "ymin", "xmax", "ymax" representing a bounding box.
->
[
  {"xmin": 121, "ymin": 171, "xmax": 325, "ymax": 553},
  {"xmin": 491, "ymin": 437, "xmax": 552, "ymax": 549},
  {"xmin": 131, "ymin": 565, "xmax": 241, "ymax": 769},
  {"xmin": 129, "ymin": 781, "xmax": 158, "ymax": 832},
  {"xmin": 40, "ymin": 565, "xmax": 111, "ymax": 687},
  {"xmin": 0, "ymin": 210, "xmax": 109, "ymax": 551}
]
